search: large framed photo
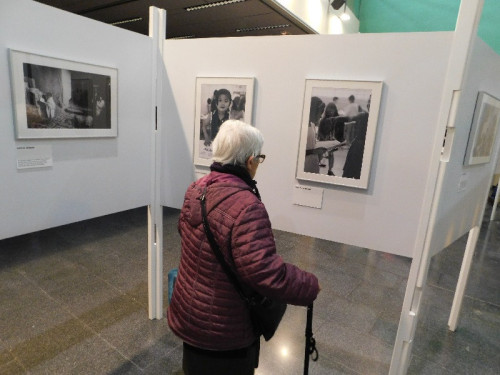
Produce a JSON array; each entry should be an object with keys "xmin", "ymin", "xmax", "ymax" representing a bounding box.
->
[
  {"xmin": 9, "ymin": 49, "xmax": 117, "ymax": 139},
  {"xmin": 194, "ymin": 77, "xmax": 254, "ymax": 167},
  {"xmin": 296, "ymin": 79, "xmax": 383, "ymax": 189},
  {"xmin": 464, "ymin": 91, "xmax": 500, "ymax": 166}
]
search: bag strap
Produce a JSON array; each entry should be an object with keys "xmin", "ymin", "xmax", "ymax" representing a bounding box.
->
[{"xmin": 199, "ymin": 188, "xmax": 250, "ymax": 304}]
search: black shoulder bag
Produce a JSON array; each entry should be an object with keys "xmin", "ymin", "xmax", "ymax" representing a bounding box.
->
[{"xmin": 199, "ymin": 189, "xmax": 287, "ymax": 341}]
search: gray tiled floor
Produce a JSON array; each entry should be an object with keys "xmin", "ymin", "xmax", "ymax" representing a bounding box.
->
[{"xmin": 0, "ymin": 205, "xmax": 498, "ymax": 374}]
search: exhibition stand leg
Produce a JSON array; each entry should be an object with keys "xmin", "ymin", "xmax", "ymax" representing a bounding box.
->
[
  {"xmin": 490, "ymin": 179, "xmax": 500, "ymax": 221},
  {"xmin": 147, "ymin": 6, "xmax": 166, "ymax": 320},
  {"xmin": 447, "ymin": 226, "xmax": 480, "ymax": 331}
]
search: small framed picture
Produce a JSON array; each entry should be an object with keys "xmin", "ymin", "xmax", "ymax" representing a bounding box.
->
[
  {"xmin": 296, "ymin": 79, "xmax": 383, "ymax": 189},
  {"xmin": 9, "ymin": 49, "xmax": 118, "ymax": 139},
  {"xmin": 464, "ymin": 91, "xmax": 500, "ymax": 166},
  {"xmin": 193, "ymin": 77, "xmax": 255, "ymax": 167}
]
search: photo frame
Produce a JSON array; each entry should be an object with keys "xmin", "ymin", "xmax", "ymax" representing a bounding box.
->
[
  {"xmin": 463, "ymin": 91, "xmax": 500, "ymax": 166},
  {"xmin": 193, "ymin": 77, "xmax": 255, "ymax": 167},
  {"xmin": 296, "ymin": 79, "xmax": 383, "ymax": 189},
  {"xmin": 9, "ymin": 49, "xmax": 117, "ymax": 139}
]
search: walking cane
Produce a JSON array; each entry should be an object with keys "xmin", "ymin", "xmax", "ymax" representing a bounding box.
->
[{"xmin": 304, "ymin": 303, "xmax": 318, "ymax": 375}]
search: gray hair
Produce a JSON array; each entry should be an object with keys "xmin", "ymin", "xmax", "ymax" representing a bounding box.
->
[{"xmin": 212, "ymin": 120, "xmax": 263, "ymax": 166}]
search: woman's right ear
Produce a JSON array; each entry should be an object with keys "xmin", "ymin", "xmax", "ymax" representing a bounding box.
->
[{"xmin": 245, "ymin": 155, "xmax": 254, "ymax": 169}]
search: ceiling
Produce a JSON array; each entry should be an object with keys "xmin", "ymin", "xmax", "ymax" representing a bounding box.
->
[{"xmin": 35, "ymin": 0, "xmax": 316, "ymax": 39}]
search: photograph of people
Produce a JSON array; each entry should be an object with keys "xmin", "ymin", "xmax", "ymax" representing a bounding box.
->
[
  {"xmin": 303, "ymin": 87, "xmax": 372, "ymax": 179},
  {"xmin": 23, "ymin": 63, "xmax": 111, "ymax": 130},
  {"xmin": 169, "ymin": 120, "xmax": 320, "ymax": 375},
  {"xmin": 201, "ymin": 88, "xmax": 232, "ymax": 146},
  {"xmin": 196, "ymin": 80, "xmax": 252, "ymax": 163}
]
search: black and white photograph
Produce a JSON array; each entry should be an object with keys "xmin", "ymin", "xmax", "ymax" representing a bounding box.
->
[
  {"xmin": 193, "ymin": 77, "xmax": 254, "ymax": 166},
  {"xmin": 296, "ymin": 79, "xmax": 383, "ymax": 189},
  {"xmin": 9, "ymin": 49, "xmax": 117, "ymax": 139},
  {"xmin": 464, "ymin": 91, "xmax": 500, "ymax": 166}
]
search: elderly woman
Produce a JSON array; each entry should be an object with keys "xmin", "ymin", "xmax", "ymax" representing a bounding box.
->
[{"xmin": 168, "ymin": 120, "xmax": 320, "ymax": 375}]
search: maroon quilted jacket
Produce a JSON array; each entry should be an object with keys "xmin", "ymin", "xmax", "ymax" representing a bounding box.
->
[{"xmin": 167, "ymin": 170, "xmax": 319, "ymax": 350}]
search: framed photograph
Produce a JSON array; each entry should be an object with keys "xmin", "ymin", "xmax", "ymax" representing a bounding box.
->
[
  {"xmin": 296, "ymin": 79, "xmax": 383, "ymax": 189},
  {"xmin": 463, "ymin": 91, "xmax": 500, "ymax": 166},
  {"xmin": 193, "ymin": 77, "xmax": 254, "ymax": 166},
  {"xmin": 9, "ymin": 49, "xmax": 117, "ymax": 139}
]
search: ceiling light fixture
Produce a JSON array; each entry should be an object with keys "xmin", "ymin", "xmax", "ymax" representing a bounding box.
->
[
  {"xmin": 340, "ymin": 3, "xmax": 350, "ymax": 21},
  {"xmin": 110, "ymin": 17, "xmax": 142, "ymax": 26},
  {"xmin": 185, "ymin": 0, "xmax": 246, "ymax": 12},
  {"xmin": 236, "ymin": 24, "xmax": 290, "ymax": 33},
  {"xmin": 171, "ymin": 35, "xmax": 196, "ymax": 39}
]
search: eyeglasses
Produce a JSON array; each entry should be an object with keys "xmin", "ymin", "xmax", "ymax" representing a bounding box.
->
[{"xmin": 255, "ymin": 154, "xmax": 266, "ymax": 164}]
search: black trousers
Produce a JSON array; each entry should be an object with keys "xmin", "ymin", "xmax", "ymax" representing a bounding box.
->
[{"xmin": 182, "ymin": 340, "xmax": 260, "ymax": 375}]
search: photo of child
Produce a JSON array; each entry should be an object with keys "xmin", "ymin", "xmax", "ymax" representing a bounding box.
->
[{"xmin": 194, "ymin": 78, "xmax": 254, "ymax": 165}]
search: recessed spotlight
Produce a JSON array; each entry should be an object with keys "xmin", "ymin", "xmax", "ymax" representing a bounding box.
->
[{"xmin": 340, "ymin": 13, "xmax": 350, "ymax": 21}]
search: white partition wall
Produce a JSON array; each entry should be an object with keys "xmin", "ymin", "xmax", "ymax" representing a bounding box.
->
[
  {"xmin": 0, "ymin": 0, "xmax": 153, "ymax": 240},
  {"xmin": 429, "ymin": 37, "xmax": 500, "ymax": 255},
  {"xmin": 431, "ymin": 34, "xmax": 500, "ymax": 334},
  {"xmin": 161, "ymin": 32, "xmax": 454, "ymax": 258}
]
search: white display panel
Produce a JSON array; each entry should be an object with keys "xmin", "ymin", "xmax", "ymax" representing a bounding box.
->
[
  {"xmin": 161, "ymin": 32, "xmax": 454, "ymax": 257},
  {"xmin": 429, "ymin": 38, "xmax": 500, "ymax": 256},
  {"xmin": 0, "ymin": 0, "xmax": 153, "ymax": 240}
]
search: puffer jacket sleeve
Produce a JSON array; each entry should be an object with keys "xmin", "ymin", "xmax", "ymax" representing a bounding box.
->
[{"xmin": 230, "ymin": 196, "xmax": 319, "ymax": 306}]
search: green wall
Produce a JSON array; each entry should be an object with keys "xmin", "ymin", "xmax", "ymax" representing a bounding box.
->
[{"xmin": 353, "ymin": 0, "xmax": 499, "ymax": 55}]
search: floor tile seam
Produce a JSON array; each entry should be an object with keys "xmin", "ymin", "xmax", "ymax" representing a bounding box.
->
[
  {"xmin": 326, "ymin": 356, "xmax": 365, "ymax": 375},
  {"xmin": 314, "ymin": 314, "xmax": 397, "ymax": 353},
  {"xmin": 141, "ymin": 342, "xmax": 184, "ymax": 372},
  {"xmin": 408, "ymin": 352, "xmax": 453, "ymax": 375},
  {"xmin": 15, "ymin": 258, "xmax": 147, "ymax": 318},
  {"xmin": 70, "ymin": 260, "xmax": 128, "ymax": 293},
  {"xmin": 16, "ymin": 257, "xmax": 154, "ymax": 372},
  {"xmin": 0, "ymin": 347, "xmax": 28, "ymax": 374},
  {"xmin": 342, "ymin": 278, "xmax": 364, "ymax": 301},
  {"xmin": 364, "ymin": 330, "xmax": 398, "ymax": 353},
  {"xmin": 327, "ymin": 292, "xmax": 397, "ymax": 323},
  {"xmin": 14, "ymin": 266, "xmax": 93, "ymax": 320},
  {"xmin": 61, "ymin": 256, "xmax": 149, "ymax": 310},
  {"xmin": 344, "ymin": 279, "xmax": 404, "ymax": 306},
  {"xmin": 339, "ymin": 261, "xmax": 407, "ymax": 289},
  {"xmin": 18, "ymin": 257, "xmax": 149, "ymax": 317},
  {"xmin": 466, "ymin": 296, "xmax": 500, "ymax": 309},
  {"xmin": 14, "ymin": 268, "xmax": 143, "ymax": 370},
  {"xmin": 350, "ymin": 259, "xmax": 412, "ymax": 280},
  {"xmin": 89, "ymin": 332, "xmax": 145, "ymax": 372},
  {"xmin": 411, "ymin": 347, "xmax": 495, "ymax": 375},
  {"xmin": 427, "ymin": 282, "xmax": 500, "ymax": 308},
  {"xmin": 370, "ymin": 307, "xmax": 395, "ymax": 335},
  {"xmin": 311, "ymin": 340, "xmax": 391, "ymax": 375},
  {"xmin": 15, "ymin": 267, "xmax": 73, "ymax": 310}
]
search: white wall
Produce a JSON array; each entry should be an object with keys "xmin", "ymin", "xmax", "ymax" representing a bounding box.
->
[
  {"xmin": 0, "ymin": 0, "xmax": 153, "ymax": 240},
  {"xmin": 429, "ymin": 37, "xmax": 500, "ymax": 255},
  {"xmin": 161, "ymin": 32, "xmax": 453, "ymax": 257}
]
